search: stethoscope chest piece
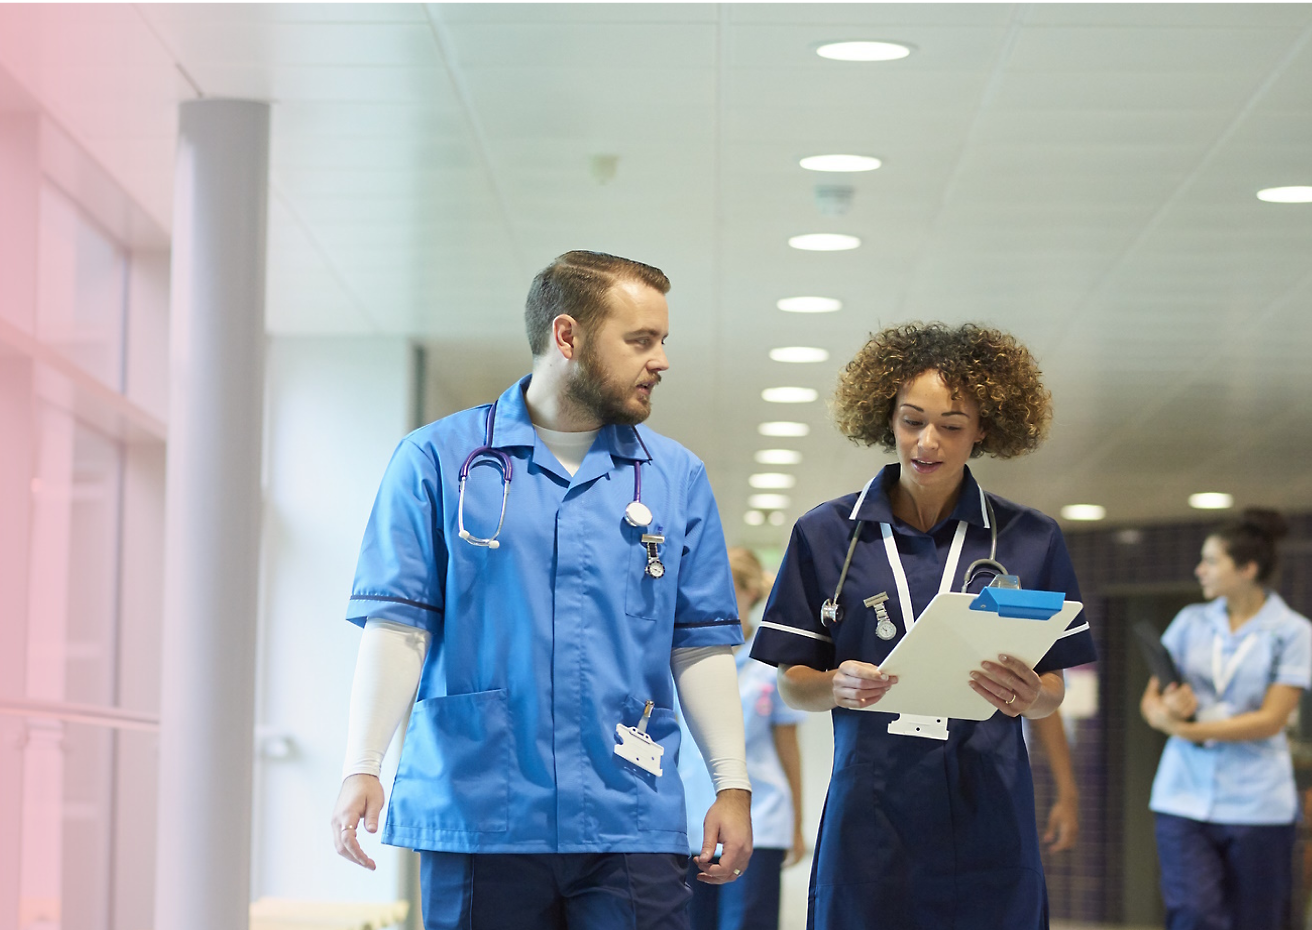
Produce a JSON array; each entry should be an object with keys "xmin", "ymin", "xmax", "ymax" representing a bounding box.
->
[
  {"xmin": 820, "ymin": 599, "xmax": 842, "ymax": 627},
  {"xmin": 625, "ymin": 500, "xmax": 653, "ymax": 528}
]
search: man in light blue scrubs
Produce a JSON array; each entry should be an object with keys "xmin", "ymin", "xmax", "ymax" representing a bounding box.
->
[{"xmin": 330, "ymin": 251, "xmax": 752, "ymax": 930}]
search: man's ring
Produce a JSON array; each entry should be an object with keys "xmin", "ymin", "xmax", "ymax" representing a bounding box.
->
[
  {"xmin": 733, "ymin": 869, "xmax": 741, "ymax": 876},
  {"xmin": 1006, "ymin": 692, "xmax": 1017, "ymax": 705},
  {"xmin": 342, "ymin": 825, "xmax": 356, "ymax": 834}
]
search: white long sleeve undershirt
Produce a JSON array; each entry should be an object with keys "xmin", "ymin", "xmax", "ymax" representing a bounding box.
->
[{"xmin": 342, "ymin": 621, "xmax": 751, "ymax": 794}]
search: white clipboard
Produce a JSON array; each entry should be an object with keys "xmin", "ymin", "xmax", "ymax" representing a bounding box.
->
[{"xmin": 860, "ymin": 590, "xmax": 1083, "ymax": 721}]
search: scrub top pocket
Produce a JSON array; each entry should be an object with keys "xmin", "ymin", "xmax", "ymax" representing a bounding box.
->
[
  {"xmin": 624, "ymin": 524, "xmax": 676, "ymax": 621},
  {"xmin": 387, "ymin": 689, "xmax": 511, "ymax": 838},
  {"xmin": 618, "ymin": 696, "xmax": 686, "ymax": 834}
]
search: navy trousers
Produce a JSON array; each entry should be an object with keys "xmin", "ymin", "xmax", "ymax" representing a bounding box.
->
[
  {"xmin": 1155, "ymin": 813, "xmax": 1295, "ymax": 930},
  {"xmin": 419, "ymin": 851, "xmax": 692, "ymax": 930},
  {"xmin": 686, "ymin": 849, "xmax": 786, "ymax": 930}
]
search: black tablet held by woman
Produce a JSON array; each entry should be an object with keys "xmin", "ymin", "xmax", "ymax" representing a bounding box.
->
[{"xmin": 1132, "ymin": 622, "xmax": 1182, "ymax": 688}]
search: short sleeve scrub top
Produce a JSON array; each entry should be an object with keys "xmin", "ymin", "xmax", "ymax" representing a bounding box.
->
[{"xmin": 751, "ymin": 466, "xmax": 1097, "ymax": 930}]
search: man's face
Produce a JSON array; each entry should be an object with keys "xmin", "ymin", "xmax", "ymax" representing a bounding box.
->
[{"xmin": 564, "ymin": 280, "xmax": 670, "ymax": 427}]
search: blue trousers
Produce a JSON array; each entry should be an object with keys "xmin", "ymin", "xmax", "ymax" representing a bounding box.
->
[
  {"xmin": 419, "ymin": 851, "xmax": 692, "ymax": 930},
  {"xmin": 687, "ymin": 849, "xmax": 786, "ymax": 930},
  {"xmin": 1154, "ymin": 813, "xmax": 1295, "ymax": 930}
]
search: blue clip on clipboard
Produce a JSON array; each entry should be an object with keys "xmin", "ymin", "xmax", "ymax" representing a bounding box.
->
[
  {"xmin": 863, "ymin": 590, "xmax": 1084, "ymax": 722},
  {"xmin": 969, "ymin": 587, "xmax": 1063, "ymax": 620}
]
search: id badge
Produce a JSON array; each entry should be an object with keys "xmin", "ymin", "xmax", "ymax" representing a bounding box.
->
[{"xmin": 614, "ymin": 700, "xmax": 664, "ymax": 777}]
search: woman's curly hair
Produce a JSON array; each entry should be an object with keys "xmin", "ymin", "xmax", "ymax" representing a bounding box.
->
[{"xmin": 832, "ymin": 323, "xmax": 1051, "ymax": 459}]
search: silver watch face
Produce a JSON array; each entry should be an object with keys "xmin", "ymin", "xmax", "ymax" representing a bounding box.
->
[
  {"xmin": 646, "ymin": 560, "xmax": 665, "ymax": 578},
  {"xmin": 625, "ymin": 501, "xmax": 653, "ymax": 528}
]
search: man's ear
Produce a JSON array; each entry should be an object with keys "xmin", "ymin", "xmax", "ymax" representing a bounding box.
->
[{"xmin": 553, "ymin": 315, "xmax": 579, "ymax": 360}]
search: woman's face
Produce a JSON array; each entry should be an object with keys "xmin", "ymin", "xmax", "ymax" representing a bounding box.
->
[
  {"xmin": 1195, "ymin": 535, "xmax": 1258, "ymax": 600},
  {"xmin": 892, "ymin": 369, "xmax": 986, "ymax": 498}
]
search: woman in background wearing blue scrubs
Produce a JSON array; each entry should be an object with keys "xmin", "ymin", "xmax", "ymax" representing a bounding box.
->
[
  {"xmin": 1142, "ymin": 509, "xmax": 1311, "ymax": 930},
  {"xmin": 680, "ymin": 548, "xmax": 807, "ymax": 930},
  {"xmin": 750, "ymin": 322, "xmax": 1096, "ymax": 930}
]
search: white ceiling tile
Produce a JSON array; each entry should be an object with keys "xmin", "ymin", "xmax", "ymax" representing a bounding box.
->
[
  {"xmin": 1005, "ymin": 26, "xmax": 1296, "ymax": 74},
  {"xmin": 147, "ymin": 22, "xmax": 441, "ymax": 68},
  {"xmin": 728, "ymin": 4, "xmax": 1016, "ymax": 27},
  {"xmin": 146, "ymin": 4, "xmax": 428, "ymax": 25},
  {"xmin": 447, "ymin": 23, "xmax": 717, "ymax": 70},
  {"xmin": 186, "ymin": 64, "xmax": 450, "ymax": 102},
  {"xmin": 436, "ymin": 4, "xmax": 720, "ymax": 26}
]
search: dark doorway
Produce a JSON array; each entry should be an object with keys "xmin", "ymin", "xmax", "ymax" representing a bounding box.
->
[{"xmin": 1103, "ymin": 585, "xmax": 1201, "ymax": 927}]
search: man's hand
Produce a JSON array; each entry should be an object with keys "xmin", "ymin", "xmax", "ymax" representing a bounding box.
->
[
  {"xmin": 832, "ymin": 660, "xmax": 897, "ymax": 710},
  {"xmin": 693, "ymin": 788, "xmax": 752, "ymax": 884},
  {"xmin": 331, "ymin": 773, "xmax": 384, "ymax": 870}
]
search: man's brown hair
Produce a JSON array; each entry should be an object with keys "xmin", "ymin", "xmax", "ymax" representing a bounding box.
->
[{"xmin": 524, "ymin": 251, "xmax": 670, "ymax": 356}]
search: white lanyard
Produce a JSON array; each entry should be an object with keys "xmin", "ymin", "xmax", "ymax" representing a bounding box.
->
[
  {"xmin": 1211, "ymin": 633, "xmax": 1257, "ymax": 698},
  {"xmin": 880, "ymin": 520, "xmax": 968, "ymax": 634}
]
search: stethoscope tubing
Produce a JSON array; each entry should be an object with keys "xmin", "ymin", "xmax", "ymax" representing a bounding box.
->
[
  {"xmin": 457, "ymin": 399, "xmax": 654, "ymax": 549},
  {"xmin": 820, "ymin": 492, "xmax": 1008, "ymax": 628}
]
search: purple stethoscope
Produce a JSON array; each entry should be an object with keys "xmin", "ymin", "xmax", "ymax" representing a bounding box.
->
[{"xmin": 456, "ymin": 401, "xmax": 666, "ymax": 578}]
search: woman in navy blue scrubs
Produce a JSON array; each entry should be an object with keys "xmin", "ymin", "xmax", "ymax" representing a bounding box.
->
[
  {"xmin": 751, "ymin": 323, "xmax": 1097, "ymax": 930},
  {"xmin": 1141, "ymin": 510, "xmax": 1311, "ymax": 930}
]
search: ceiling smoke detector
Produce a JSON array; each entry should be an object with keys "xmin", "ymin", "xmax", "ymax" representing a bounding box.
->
[{"xmin": 814, "ymin": 185, "xmax": 855, "ymax": 216}]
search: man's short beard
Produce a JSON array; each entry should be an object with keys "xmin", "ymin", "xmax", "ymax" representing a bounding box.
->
[{"xmin": 563, "ymin": 341, "xmax": 651, "ymax": 427}]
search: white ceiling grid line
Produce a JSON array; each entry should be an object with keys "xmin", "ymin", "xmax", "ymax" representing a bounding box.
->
[{"xmin": 423, "ymin": 3, "xmax": 529, "ymax": 285}]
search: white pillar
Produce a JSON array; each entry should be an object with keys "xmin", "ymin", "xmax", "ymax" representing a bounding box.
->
[{"xmin": 155, "ymin": 100, "xmax": 270, "ymax": 930}]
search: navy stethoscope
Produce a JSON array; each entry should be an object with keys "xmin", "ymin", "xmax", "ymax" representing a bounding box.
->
[
  {"xmin": 457, "ymin": 401, "xmax": 667, "ymax": 577},
  {"xmin": 819, "ymin": 493, "xmax": 1014, "ymax": 628}
]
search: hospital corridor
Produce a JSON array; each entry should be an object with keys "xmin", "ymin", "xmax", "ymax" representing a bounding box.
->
[{"xmin": 3, "ymin": 4, "xmax": 1312, "ymax": 930}]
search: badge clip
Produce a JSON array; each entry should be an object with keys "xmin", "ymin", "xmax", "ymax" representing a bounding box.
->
[
  {"xmin": 887, "ymin": 713, "xmax": 949, "ymax": 741},
  {"xmin": 614, "ymin": 700, "xmax": 664, "ymax": 776}
]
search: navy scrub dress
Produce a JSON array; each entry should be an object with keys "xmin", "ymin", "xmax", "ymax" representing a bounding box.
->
[{"xmin": 751, "ymin": 466, "xmax": 1097, "ymax": 930}]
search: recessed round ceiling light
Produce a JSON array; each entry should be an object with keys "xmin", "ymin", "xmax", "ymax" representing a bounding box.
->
[
  {"xmin": 1060, "ymin": 504, "xmax": 1106, "ymax": 522},
  {"xmin": 749, "ymin": 472, "xmax": 797, "ymax": 490},
  {"xmin": 1257, "ymin": 186, "xmax": 1312, "ymax": 203},
  {"xmin": 789, "ymin": 233, "xmax": 861, "ymax": 251},
  {"xmin": 769, "ymin": 346, "xmax": 830, "ymax": 364},
  {"xmin": 777, "ymin": 296, "xmax": 842, "ymax": 313},
  {"xmin": 762, "ymin": 387, "xmax": 818, "ymax": 404},
  {"xmin": 758, "ymin": 421, "xmax": 810, "ymax": 437},
  {"xmin": 744, "ymin": 510, "xmax": 765, "ymax": 526},
  {"xmin": 816, "ymin": 40, "xmax": 912, "ymax": 62},
  {"xmin": 1189, "ymin": 492, "xmax": 1234, "ymax": 510},
  {"xmin": 755, "ymin": 449, "xmax": 802, "ymax": 466},
  {"xmin": 799, "ymin": 154, "xmax": 882, "ymax": 173},
  {"xmin": 748, "ymin": 493, "xmax": 791, "ymax": 511},
  {"xmin": 769, "ymin": 511, "xmax": 786, "ymax": 526}
]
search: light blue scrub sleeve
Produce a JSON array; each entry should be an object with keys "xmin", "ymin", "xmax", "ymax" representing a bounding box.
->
[
  {"xmin": 1274, "ymin": 616, "xmax": 1312, "ymax": 688},
  {"xmin": 672, "ymin": 463, "xmax": 742, "ymax": 649},
  {"xmin": 346, "ymin": 438, "xmax": 446, "ymax": 634}
]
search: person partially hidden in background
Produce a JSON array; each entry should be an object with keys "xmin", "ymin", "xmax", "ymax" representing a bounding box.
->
[
  {"xmin": 680, "ymin": 549, "xmax": 807, "ymax": 930},
  {"xmin": 1142, "ymin": 508, "xmax": 1311, "ymax": 930},
  {"xmin": 1029, "ymin": 708, "xmax": 1081, "ymax": 854}
]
